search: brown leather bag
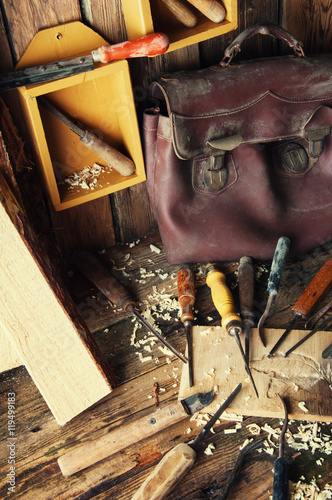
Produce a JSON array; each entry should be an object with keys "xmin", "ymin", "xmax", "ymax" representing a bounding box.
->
[{"xmin": 143, "ymin": 24, "xmax": 332, "ymax": 265}]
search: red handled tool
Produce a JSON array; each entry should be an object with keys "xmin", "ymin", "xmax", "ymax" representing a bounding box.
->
[
  {"xmin": 0, "ymin": 33, "xmax": 169, "ymax": 91},
  {"xmin": 268, "ymin": 258, "xmax": 332, "ymax": 358}
]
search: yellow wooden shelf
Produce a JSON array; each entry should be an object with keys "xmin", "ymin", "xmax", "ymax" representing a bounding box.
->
[
  {"xmin": 16, "ymin": 22, "xmax": 145, "ymax": 211},
  {"xmin": 121, "ymin": 0, "xmax": 238, "ymax": 51}
]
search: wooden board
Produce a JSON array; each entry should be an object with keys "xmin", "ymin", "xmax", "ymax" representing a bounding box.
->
[
  {"xmin": 179, "ymin": 326, "xmax": 332, "ymax": 422},
  {"xmin": 0, "ymin": 162, "xmax": 117, "ymax": 425}
]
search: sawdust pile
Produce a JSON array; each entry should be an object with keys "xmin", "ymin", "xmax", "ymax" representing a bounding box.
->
[
  {"xmin": 289, "ymin": 479, "xmax": 332, "ymax": 499},
  {"xmin": 63, "ymin": 162, "xmax": 107, "ymax": 190}
]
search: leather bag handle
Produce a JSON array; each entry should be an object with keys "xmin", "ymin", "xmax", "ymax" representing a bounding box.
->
[{"xmin": 221, "ymin": 23, "xmax": 305, "ymax": 66}]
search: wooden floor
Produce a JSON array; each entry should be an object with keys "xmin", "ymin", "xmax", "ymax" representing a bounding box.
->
[
  {"xmin": 0, "ymin": 0, "xmax": 332, "ymax": 498},
  {"xmin": 0, "ymin": 232, "xmax": 331, "ymax": 499}
]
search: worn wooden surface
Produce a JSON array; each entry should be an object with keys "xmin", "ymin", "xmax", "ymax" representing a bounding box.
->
[
  {"xmin": 178, "ymin": 326, "xmax": 332, "ymax": 422},
  {"xmin": 0, "ymin": 233, "xmax": 331, "ymax": 498},
  {"xmin": 0, "ymin": 0, "xmax": 332, "ymax": 498}
]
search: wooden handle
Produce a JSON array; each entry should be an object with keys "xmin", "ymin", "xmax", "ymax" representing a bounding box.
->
[
  {"xmin": 95, "ymin": 33, "xmax": 169, "ymax": 63},
  {"xmin": 80, "ymin": 130, "xmax": 135, "ymax": 177},
  {"xmin": 206, "ymin": 266, "xmax": 242, "ymax": 332},
  {"xmin": 58, "ymin": 401, "xmax": 188, "ymax": 476},
  {"xmin": 293, "ymin": 258, "xmax": 332, "ymax": 318},
  {"xmin": 238, "ymin": 256, "xmax": 255, "ymax": 322},
  {"xmin": 73, "ymin": 249, "xmax": 135, "ymax": 312},
  {"xmin": 132, "ymin": 443, "xmax": 196, "ymax": 500},
  {"xmin": 178, "ymin": 267, "xmax": 195, "ymax": 323},
  {"xmin": 267, "ymin": 237, "xmax": 290, "ymax": 296},
  {"xmin": 186, "ymin": 0, "xmax": 226, "ymax": 22},
  {"xmin": 161, "ymin": 0, "xmax": 197, "ymax": 28}
]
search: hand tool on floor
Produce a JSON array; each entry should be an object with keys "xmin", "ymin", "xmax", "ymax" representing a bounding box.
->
[
  {"xmin": 238, "ymin": 256, "xmax": 255, "ymax": 365},
  {"xmin": 268, "ymin": 258, "xmax": 332, "ymax": 358},
  {"xmin": 161, "ymin": 0, "xmax": 198, "ymax": 27},
  {"xmin": 257, "ymin": 237, "xmax": 290, "ymax": 346},
  {"xmin": 58, "ymin": 387, "xmax": 215, "ymax": 476},
  {"xmin": 322, "ymin": 341, "xmax": 332, "ymax": 358},
  {"xmin": 186, "ymin": 0, "xmax": 226, "ymax": 22},
  {"xmin": 203, "ymin": 437, "xmax": 265, "ymax": 499},
  {"xmin": 39, "ymin": 98, "xmax": 135, "ymax": 177},
  {"xmin": 132, "ymin": 383, "xmax": 242, "ymax": 500},
  {"xmin": 73, "ymin": 249, "xmax": 187, "ymax": 364},
  {"xmin": 178, "ymin": 266, "xmax": 195, "ymax": 387},
  {"xmin": 283, "ymin": 314, "xmax": 332, "ymax": 358},
  {"xmin": 206, "ymin": 264, "xmax": 259, "ymax": 398},
  {"xmin": 0, "ymin": 32, "xmax": 169, "ymax": 91},
  {"xmin": 272, "ymin": 394, "xmax": 289, "ymax": 500}
]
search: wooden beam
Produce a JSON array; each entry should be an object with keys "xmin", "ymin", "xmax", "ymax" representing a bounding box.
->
[{"xmin": 0, "ymin": 136, "xmax": 117, "ymax": 424}]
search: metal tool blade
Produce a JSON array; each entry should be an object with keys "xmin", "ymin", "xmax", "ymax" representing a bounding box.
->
[
  {"xmin": 185, "ymin": 321, "xmax": 194, "ymax": 387},
  {"xmin": 0, "ymin": 55, "xmax": 95, "ymax": 91},
  {"xmin": 190, "ymin": 383, "xmax": 242, "ymax": 448},
  {"xmin": 284, "ymin": 314, "xmax": 332, "ymax": 358},
  {"xmin": 181, "ymin": 389, "xmax": 215, "ymax": 415},
  {"xmin": 234, "ymin": 332, "xmax": 259, "ymax": 398}
]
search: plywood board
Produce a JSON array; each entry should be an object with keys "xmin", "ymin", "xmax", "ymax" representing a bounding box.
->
[{"xmin": 179, "ymin": 326, "xmax": 332, "ymax": 422}]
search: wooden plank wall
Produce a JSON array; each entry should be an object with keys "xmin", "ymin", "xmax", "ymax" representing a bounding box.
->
[{"xmin": 0, "ymin": 0, "xmax": 331, "ymax": 262}]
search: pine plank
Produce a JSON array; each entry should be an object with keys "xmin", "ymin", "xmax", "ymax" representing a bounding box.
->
[
  {"xmin": 178, "ymin": 326, "xmax": 332, "ymax": 421},
  {"xmin": 0, "ymin": 166, "xmax": 116, "ymax": 424}
]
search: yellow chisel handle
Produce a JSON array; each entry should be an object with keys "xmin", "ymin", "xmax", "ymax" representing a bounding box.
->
[
  {"xmin": 132, "ymin": 443, "xmax": 196, "ymax": 500},
  {"xmin": 206, "ymin": 264, "xmax": 242, "ymax": 335}
]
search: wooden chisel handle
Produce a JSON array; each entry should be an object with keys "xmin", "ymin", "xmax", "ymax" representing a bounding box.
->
[
  {"xmin": 132, "ymin": 443, "xmax": 196, "ymax": 500},
  {"xmin": 93, "ymin": 33, "xmax": 169, "ymax": 63},
  {"xmin": 293, "ymin": 258, "xmax": 332, "ymax": 318},
  {"xmin": 178, "ymin": 267, "xmax": 195, "ymax": 323},
  {"xmin": 58, "ymin": 401, "xmax": 189, "ymax": 476},
  {"xmin": 206, "ymin": 265, "xmax": 242, "ymax": 335},
  {"xmin": 267, "ymin": 237, "xmax": 290, "ymax": 296},
  {"xmin": 73, "ymin": 249, "xmax": 136, "ymax": 312},
  {"xmin": 186, "ymin": 0, "xmax": 226, "ymax": 22},
  {"xmin": 80, "ymin": 130, "xmax": 135, "ymax": 176},
  {"xmin": 238, "ymin": 256, "xmax": 255, "ymax": 322},
  {"xmin": 160, "ymin": 0, "xmax": 197, "ymax": 28}
]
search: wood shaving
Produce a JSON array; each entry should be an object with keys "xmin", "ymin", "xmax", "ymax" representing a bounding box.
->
[
  {"xmin": 150, "ymin": 244, "xmax": 161, "ymax": 254},
  {"xmin": 298, "ymin": 401, "xmax": 309, "ymax": 413},
  {"xmin": 289, "ymin": 479, "xmax": 332, "ymax": 499},
  {"xmin": 204, "ymin": 443, "xmax": 215, "ymax": 456},
  {"xmin": 63, "ymin": 163, "xmax": 106, "ymax": 190}
]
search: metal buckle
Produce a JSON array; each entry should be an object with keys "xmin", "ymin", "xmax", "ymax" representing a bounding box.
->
[{"xmin": 203, "ymin": 154, "xmax": 228, "ymax": 191}]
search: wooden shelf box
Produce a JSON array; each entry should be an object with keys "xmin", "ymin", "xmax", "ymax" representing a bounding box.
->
[
  {"xmin": 16, "ymin": 22, "xmax": 146, "ymax": 211},
  {"xmin": 122, "ymin": 0, "xmax": 238, "ymax": 51}
]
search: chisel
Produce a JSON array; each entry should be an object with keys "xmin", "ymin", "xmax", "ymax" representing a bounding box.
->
[
  {"xmin": 73, "ymin": 249, "xmax": 187, "ymax": 364},
  {"xmin": 272, "ymin": 395, "xmax": 289, "ymax": 500},
  {"xmin": 178, "ymin": 266, "xmax": 196, "ymax": 387},
  {"xmin": 206, "ymin": 264, "xmax": 259, "ymax": 397},
  {"xmin": 268, "ymin": 258, "xmax": 332, "ymax": 358},
  {"xmin": 257, "ymin": 237, "xmax": 290, "ymax": 346},
  {"xmin": 238, "ymin": 256, "xmax": 255, "ymax": 365},
  {"xmin": 39, "ymin": 97, "xmax": 135, "ymax": 176},
  {"xmin": 0, "ymin": 33, "xmax": 169, "ymax": 91},
  {"xmin": 132, "ymin": 383, "xmax": 242, "ymax": 500}
]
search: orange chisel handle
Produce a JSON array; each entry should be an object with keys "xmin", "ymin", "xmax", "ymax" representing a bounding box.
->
[
  {"xmin": 93, "ymin": 33, "xmax": 169, "ymax": 64},
  {"xmin": 292, "ymin": 258, "xmax": 332, "ymax": 319},
  {"xmin": 161, "ymin": 0, "xmax": 197, "ymax": 27},
  {"xmin": 186, "ymin": 0, "xmax": 226, "ymax": 22},
  {"xmin": 206, "ymin": 264, "xmax": 242, "ymax": 335},
  {"xmin": 178, "ymin": 267, "xmax": 195, "ymax": 323}
]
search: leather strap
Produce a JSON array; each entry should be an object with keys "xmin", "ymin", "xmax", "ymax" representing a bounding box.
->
[{"xmin": 221, "ymin": 23, "xmax": 305, "ymax": 66}]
